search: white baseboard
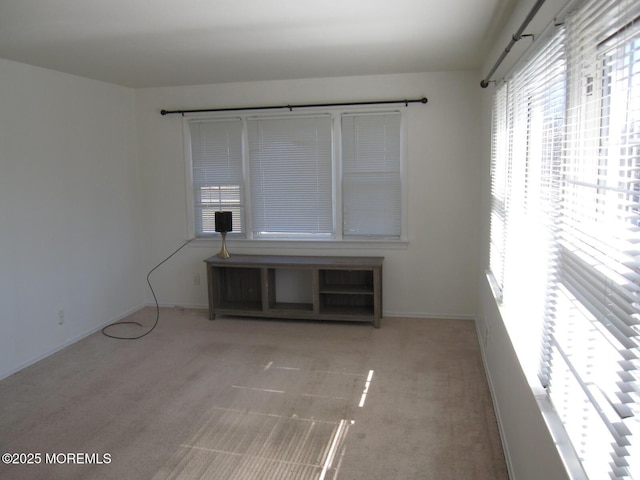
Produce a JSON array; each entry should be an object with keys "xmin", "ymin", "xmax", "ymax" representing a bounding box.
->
[
  {"xmin": 150, "ymin": 304, "xmax": 475, "ymax": 321},
  {"xmin": 153, "ymin": 302, "xmax": 208, "ymax": 310},
  {"xmin": 383, "ymin": 311, "xmax": 475, "ymax": 320},
  {"xmin": 149, "ymin": 303, "xmax": 476, "ymax": 321},
  {"xmin": 474, "ymin": 315, "xmax": 517, "ymax": 480}
]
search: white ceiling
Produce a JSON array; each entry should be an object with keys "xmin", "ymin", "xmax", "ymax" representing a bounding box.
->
[{"xmin": 0, "ymin": 0, "xmax": 516, "ymax": 88}]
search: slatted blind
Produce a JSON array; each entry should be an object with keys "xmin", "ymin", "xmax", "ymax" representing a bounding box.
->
[
  {"xmin": 490, "ymin": 0, "xmax": 640, "ymax": 477},
  {"xmin": 189, "ymin": 110, "xmax": 405, "ymax": 241},
  {"xmin": 341, "ymin": 112, "xmax": 402, "ymax": 238},
  {"xmin": 544, "ymin": 0, "xmax": 640, "ymax": 477},
  {"xmin": 489, "ymin": 83, "xmax": 510, "ymax": 293},
  {"xmin": 189, "ymin": 118, "xmax": 244, "ymax": 235},
  {"xmin": 490, "ymin": 29, "xmax": 567, "ymax": 375},
  {"xmin": 247, "ymin": 115, "xmax": 333, "ymax": 238}
]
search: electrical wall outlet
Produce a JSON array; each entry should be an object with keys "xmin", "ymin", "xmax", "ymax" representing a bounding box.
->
[
  {"xmin": 58, "ymin": 309, "xmax": 65, "ymax": 325},
  {"xmin": 193, "ymin": 273, "xmax": 201, "ymax": 286}
]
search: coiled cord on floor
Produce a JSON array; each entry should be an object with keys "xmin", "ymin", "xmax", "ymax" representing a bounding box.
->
[{"xmin": 101, "ymin": 238, "xmax": 195, "ymax": 340}]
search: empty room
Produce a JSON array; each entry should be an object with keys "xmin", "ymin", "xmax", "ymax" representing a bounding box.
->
[{"xmin": 0, "ymin": 0, "xmax": 638, "ymax": 479}]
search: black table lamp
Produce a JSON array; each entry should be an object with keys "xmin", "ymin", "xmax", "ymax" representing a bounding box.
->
[{"xmin": 215, "ymin": 211, "xmax": 232, "ymax": 258}]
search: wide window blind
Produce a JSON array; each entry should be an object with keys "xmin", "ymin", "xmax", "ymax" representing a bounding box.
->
[
  {"xmin": 341, "ymin": 112, "xmax": 402, "ymax": 238},
  {"xmin": 490, "ymin": 0, "xmax": 640, "ymax": 477},
  {"xmin": 247, "ymin": 115, "xmax": 333, "ymax": 238},
  {"xmin": 543, "ymin": 0, "xmax": 640, "ymax": 477},
  {"xmin": 189, "ymin": 118, "xmax": 244, "ymax": 235}
]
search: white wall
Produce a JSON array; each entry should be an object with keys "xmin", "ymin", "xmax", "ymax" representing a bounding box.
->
[
  {"xmin": 0, "ymin": 58, "xmax": 143, "ymax": 379},
  {"xmin": 476, "ymin": 0, "xmax": 574, "ymax": 478},
  {"xmin": 134, "ymin": 71, "xmax": 483, "ymax": 319}
]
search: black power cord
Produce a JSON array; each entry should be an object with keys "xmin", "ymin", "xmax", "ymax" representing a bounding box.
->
[{"xmin": 102, "ymin": 238, "xmax": 195, "ymax": 340}]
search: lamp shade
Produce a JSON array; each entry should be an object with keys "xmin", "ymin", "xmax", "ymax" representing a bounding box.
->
[{"xmin": 214, "ymin": 211, "xmax": 233, "ymax": 233}]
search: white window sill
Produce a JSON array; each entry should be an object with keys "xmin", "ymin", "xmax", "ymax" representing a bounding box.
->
[{"xmin": 187, "ymin": 236, "xmax": 409, "ymax": 251}]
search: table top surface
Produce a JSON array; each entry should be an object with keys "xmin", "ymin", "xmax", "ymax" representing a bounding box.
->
[{"xmin": 204, "ymin": 253, "xmax": 384, "ymax": 267}]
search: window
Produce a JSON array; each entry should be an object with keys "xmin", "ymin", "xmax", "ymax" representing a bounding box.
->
[
  {"xmin": 189, "ymin": 119, "xmax": 244, "ymax": 234},
  {"xmin": 488, "ymin": 83, "xmax": 510, "ymax": 294},
  {"xmin": 247, "ymin": 115, "xmax": 333, "ymax": 238},
  {"xmin": 186, "ymin": 109, "xmax": 405, "ymax": 241},
  {"xmin": 342, "ymin": 112, "xmax": 402, "ymax": 238},
  {"xmin": 490, "ymin": 29, "xmax": 566, "ymax": 371},
  {"xmin": 488, "ymin": 0, "xmax": 640, "ymax": 477},
  {"xmin": 547, "ymin": 10, "xmax": 640, "ymax": 478}
]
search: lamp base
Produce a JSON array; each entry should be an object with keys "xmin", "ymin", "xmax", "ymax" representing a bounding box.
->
[{"xmin": 217, "ymin": 232, "xmax": 230, "ymax": 258}]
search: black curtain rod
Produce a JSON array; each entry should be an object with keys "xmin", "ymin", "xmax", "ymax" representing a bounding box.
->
[
  {"xmin": 160, "ymin": 97, "xmax": 428, "ymax": 116},
  {"xmin": 480, "ymin": 0, "xmax": 546, "ymax": 88}
]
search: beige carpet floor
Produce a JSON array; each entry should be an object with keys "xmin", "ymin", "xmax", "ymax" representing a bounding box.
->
[{"xmin": 0, "ymin": 308, "xmax": 508, "ymax": 480}]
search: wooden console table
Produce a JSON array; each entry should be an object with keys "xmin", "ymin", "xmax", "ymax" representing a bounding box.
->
[{"xmin": 204, "ymin": 254, "xmax": 383, "ymax": 327}]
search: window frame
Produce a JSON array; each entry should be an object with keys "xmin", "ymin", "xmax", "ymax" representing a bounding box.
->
[{"xmin": 183, "ymin": 106, "xmax": 409, "ymax": 244}]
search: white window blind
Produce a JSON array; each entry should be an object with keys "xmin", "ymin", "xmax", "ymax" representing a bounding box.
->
[
  {"xmin": 511, "ymin": 30, "xmax": 566, "ymax": 373},
  {"xmin": 189, "ymin": 119, "xmax": 244, "ymax": 235},
  {"xmin": 188, "ymin": 108, "xmax": 406, "ymax": 241},
  {"xmin": 489, "ymin": 0, "xmax": 640, "ymax": 477},
  {"xmin": 247, "ymin": 115, "xmax": 333, "ymax": 238},
  {"xmin": 341, "ymin": 112, "xmax": 402, "ymax": 238},
  {"xmin": 489, "ymin": 83, "xmax": 511, "ymax": 293},
  {"xmin": 490, "ymin": 29, "xmax": 567, "ymax": 374},
  {"xmin": 544, "ymin": 0, "xmax": 640, "ymax": 477}
]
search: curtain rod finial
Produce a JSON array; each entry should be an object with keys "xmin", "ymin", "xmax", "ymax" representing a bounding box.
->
[{"xmin": 480, "ymin": 80, "xmax": 491, "ymax": 88}]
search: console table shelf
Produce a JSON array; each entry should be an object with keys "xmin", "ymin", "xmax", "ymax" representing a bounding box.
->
[{"xmin": 205, "ymin": 254, "xmax": 383, "ymax": 327}]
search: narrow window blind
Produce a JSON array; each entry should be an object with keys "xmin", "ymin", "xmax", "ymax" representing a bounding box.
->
[
  {"xmin": 247, "ymin": 115, "xmax": 333, "ymax": 238},
  {"xmin": 189, "ymin": 119, "xmax": 244, "ymax": 235},
  {"xmin": 341, "ymin": 112, "xmax": 402, "ymax": 238},
  {"xmin": 543, "ymin": 0, "xmax": 640, "ymax": 476},
  {"xmin": 490, "ymin": 30, "xmax": 566, "ymax": 374},
  {"xmin": 489, "ymin": 83, "xmax": 511, "ymax": 293}
]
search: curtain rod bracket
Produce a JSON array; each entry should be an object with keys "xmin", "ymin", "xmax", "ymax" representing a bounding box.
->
[{"xmin": 481, "ymin": 0, "xmax": 546, "ymax": 88}]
